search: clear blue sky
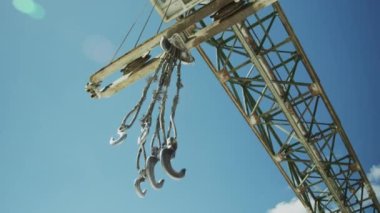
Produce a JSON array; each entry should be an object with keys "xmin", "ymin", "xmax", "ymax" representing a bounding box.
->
[{"xmin": 1, "ymin": 1, "xmax": 379, "ymax": 212}]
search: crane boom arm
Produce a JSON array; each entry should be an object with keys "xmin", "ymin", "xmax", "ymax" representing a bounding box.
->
[{"xmin": 196, "ymin": 2, "xmax": 380, "ymax": 212}]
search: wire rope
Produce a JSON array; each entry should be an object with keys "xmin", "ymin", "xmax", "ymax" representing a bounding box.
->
[
  {"xmin": 110, "ymin": 1, "xmax": 149, "ymax": 62},
  {"xmin": 134, "ymin": 0, "xmax": 159, "ymax": 48},
  {"xmin": 156, "ymin": 0, "xmax": 174, "ymax": 35}
]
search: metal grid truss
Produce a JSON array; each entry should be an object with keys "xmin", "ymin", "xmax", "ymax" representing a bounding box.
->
[{"xmin": 192, "ymin": 2, "xmax": 380, "ymax": 212}]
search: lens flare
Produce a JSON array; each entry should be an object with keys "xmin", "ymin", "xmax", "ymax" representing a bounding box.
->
[
  {"xmin": 82, "ymin": 35, "xmax": 115, "ymax": 64},
  {"xmin": 12, "ymin": 0, "xmax": 46, "ymax": 19},
  {"xmin": 29, "ymin": 3, "xmax": 45, "ymax": 19},
  {"xmin": 12, "ymin": 0, "xmax": 36, "ymax": 14}
]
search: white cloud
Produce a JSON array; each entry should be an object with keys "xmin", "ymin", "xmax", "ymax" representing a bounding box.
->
[
  {"xmin": 367, "ymin": 164, "xmax": 380, "ymax": 200},
  {"xmin": 372, "ymin": 184, "xmax": 380, "ymax": 200},
  {"xmin": 267, "ymin": 198, "xmax": 306, "ymax": 213},
  {"xmin": 268, "ymin": 164, "xmax": 380, "ymax": 213},
  {"xmin": 368, "ymin": 164, "xmax": 380, "ymax": 182}
]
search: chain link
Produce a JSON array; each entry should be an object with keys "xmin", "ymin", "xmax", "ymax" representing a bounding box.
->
[
  {"xmin": 119, "ymin": 58, "xmax": 165, "ymax": 130},
  {"xmin": 167, "ymin": 60, "xmax": 182, "ymax": 139}
]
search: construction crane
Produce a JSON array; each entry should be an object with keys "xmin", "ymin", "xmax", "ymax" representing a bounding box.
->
[{"xmin": 85, "ymin": 0, "xmax": 380, "ymax": 212}]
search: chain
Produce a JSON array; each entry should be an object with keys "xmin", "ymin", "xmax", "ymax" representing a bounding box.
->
[
  {"xmin": 150, "ymin": 116, "xmax": 162, "ymax": 149},
  {"xmin": 136, "ymin": 125, "xmax": 148, "ymax": 170},
  {"xmin": 166, "ymin": 60, "xmax": 182, "ymax": 139},
  {"xmin": 135, "ymin": 55, "xmax": 166, "ymax": 170},
  {"xmin": 110, "ymin": 35, "xmax": 189, "ymax": 197},
  {"xmin": 159, "ymin": 49, "xmax": 180, "ymax": 142},
  {"xmin": 136, "ymin": 52, "xmax": 177, "ymax": 170},
  {"xmin": 118, "ymin": 58, "xmax": 165, "ymax": 130}
]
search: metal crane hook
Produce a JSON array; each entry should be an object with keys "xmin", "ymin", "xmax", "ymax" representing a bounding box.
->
[
  {"xmin": 109, "ymin": 124, "xmax": 127, "ymax": 146},
  {"xmin": 146, "ymin": 147, "xmax": 165, "ymax": 189},
  {"xmin": 134, "ymin": 169, "xmax": 148, "ymax": 198},
  {"xmin": 160, "ymin": 137, "xmax": 186, "ymax": 180}
]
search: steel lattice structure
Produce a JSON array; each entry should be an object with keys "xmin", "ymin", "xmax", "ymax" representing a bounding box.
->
[
  {"xmin": 194, "ymin": 2, "xmax": 380, "ymax": 212},
  {"xmin": 86, "ymin": 0, "xmax": 380, "ymax": 212}
]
